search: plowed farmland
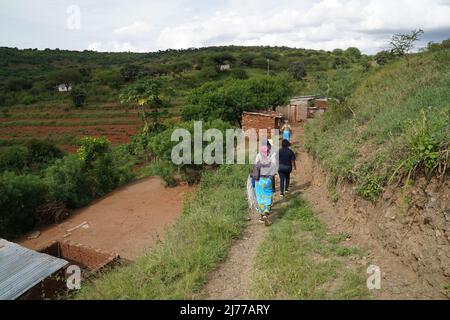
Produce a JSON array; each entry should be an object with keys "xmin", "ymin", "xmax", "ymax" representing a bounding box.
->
[{"xmin": 0, "ymin": 105, "xmax": 147, "ymax": 151}]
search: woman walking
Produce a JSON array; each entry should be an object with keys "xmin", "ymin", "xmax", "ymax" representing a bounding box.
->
[
  {"xmin": 281, "ymin": 120, "xmax": 292, "ymax": 143},
  {"xmin": 253, "ymin": 145, "xmax": 277, "ymax": 226},
  {"xmin": 278, "ymin": 139, "xmax": 296, "ymax": 198}
]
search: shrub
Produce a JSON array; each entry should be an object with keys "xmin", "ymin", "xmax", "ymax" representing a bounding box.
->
[
  {"xmin": 0, "ymin": 172, "xmax": 48, "ymax": 239},
  {"xmin": 288, "ymin": 62, "xmax": 307, "ymax": 80},
  {"xmin": 0, "ymin": 146, "xmax": 29, "ymax": 172},
  {"xmin": 46, "ymin": 138, "xmax": 134, "ymax": 208},
  {"xmin": 231, "ymin": 68, "xmax": 248, "ymax": 79},
  {"xmin": 25, "ymin": 139, "xmax": 64, "ymax": 167},
  {"xmin": 45, "ymin": 154, "xmax": 91, "ymax": 208},
  {"xmin": 70, "ymin": 87, "xmax": 87, "ymax": 108},
  {"xmin": 77, "ymin": 137, "xmax": 111, "ymax": 164}
]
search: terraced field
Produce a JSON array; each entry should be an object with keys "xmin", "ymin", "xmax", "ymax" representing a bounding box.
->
[{"xmin": 0, "ymin": 103, "xmax": 180, "ymax": 152}]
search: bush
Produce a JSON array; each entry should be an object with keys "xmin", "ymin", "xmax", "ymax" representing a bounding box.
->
[
  {"xmin": 77, "ymin": 137, "xmax": 111, "ymax": 164},
  {"xmin": 70, "ymin": 87, "xmax": 87, "ymax": 108},
  {"xmin": 45, "ymin": 154, "xmax": 91, "ymax": 208},
  {"xmin": 0, "ymin": 146, "xmax": 29, "ymax": 172},
  {"xmin": 231, "ymin": 68, "xmax": 248, "ymax": 79},
  {"xmin": 288, "ymin": 62, "xmax": 307, "ymax": 80},
  {"xmin": 46, "ymin": 138, "xmax": 134, "ymax": 208},
  {"xmin": 25, "ymin": 139, "xmax": 64, "ymax": 167},
  {"xmin": 0, "ymin": 172, "xmax": 48, "ymax": 239}
]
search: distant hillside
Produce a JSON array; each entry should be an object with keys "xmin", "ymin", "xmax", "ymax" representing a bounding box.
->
[{"xmin": 0, "ymin": 45, "xmax": 369, "ymax": 108}]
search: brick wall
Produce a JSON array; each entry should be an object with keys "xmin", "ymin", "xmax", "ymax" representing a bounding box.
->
[
  {"xmin": 40, "ymin": 240, "xmax": 119, "ymax": 272},
  {"xmin": 315, "ymin": 99, "xmax": 328, "ymax": 109},
  {"xmin": 242, "ymin": 112, "xmax": 280, "ymax": 138}
]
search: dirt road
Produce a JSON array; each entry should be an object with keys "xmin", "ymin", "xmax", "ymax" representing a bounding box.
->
[{"xmin": 20, "ymin": 177, "xmax": 194, "ymax": 260}]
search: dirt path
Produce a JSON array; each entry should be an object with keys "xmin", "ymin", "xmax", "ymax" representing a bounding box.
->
[
  {"xmin": 20, "ymin": 177, "xmax": 194, "ymax": 260},
  {"xmin": 201, "ymin": 124, "xmax": 443, "ymax": 300}
]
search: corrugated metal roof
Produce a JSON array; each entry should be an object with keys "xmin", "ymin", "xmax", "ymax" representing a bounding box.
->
[{"xmin": 0, "ymin": 238, "xmax": 68, "ymax": 300}]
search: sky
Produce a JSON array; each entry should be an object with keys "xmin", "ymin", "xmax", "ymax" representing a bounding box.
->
[{"xmin": 1, "ymin": 0, "xmax": 450, "ymax": 54}]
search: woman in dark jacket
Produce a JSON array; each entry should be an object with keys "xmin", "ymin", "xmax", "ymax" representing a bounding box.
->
[{"xmin": 278, "ymin": 139, "xmax": 296, "ymax": 198}]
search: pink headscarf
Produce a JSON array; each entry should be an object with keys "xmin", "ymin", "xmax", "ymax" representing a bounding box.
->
[{"xmin": 260, "ymin": 145, "xmax": 269, "ymax": 157}]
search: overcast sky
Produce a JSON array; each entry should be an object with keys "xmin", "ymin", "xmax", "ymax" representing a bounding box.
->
[{"xmin": 1, "ymin": 0, "xmax": 449, "ymax": 54}]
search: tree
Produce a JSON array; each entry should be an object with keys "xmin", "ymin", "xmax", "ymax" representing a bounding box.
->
[
  {"xmin": 182, "ymin": 77, "xmax": 292, "ymax": 126},
  {"xmin": 70, "ymin": 87, "xmax": 87, "ymax": 108},
  {"xmin": 231, "ymin": 68, "xmax": 248, "ymax": 79},
  {"xmin": 119, "ymin": 77, "xmax": 171, "ymax": 135},
  {"xmin": 344, "ymin": 47, "xmax": 362, "ymax": 62},
  {"xmin": 288, "ymin": 62, "xmax": 307, "ymax": 80},
  {"xmin": 120, "ymin": 64, "xmax": 141, "ymax": 82},
  {"xmin": 332, "ymin": 48, "xmax": 344, "ymax": 56},
  {"xmin": 49, "ymin": 69, "xmax": 82, "ymax": 89},
  {"xmin": 374, "ymin": 50, "xmax": 394, "ymax": 66},
  {"xmin": 389, "ymin": 29, "xmax": 424, "ymax": 61}
]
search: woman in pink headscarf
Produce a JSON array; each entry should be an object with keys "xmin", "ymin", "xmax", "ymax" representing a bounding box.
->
[{"xmin": 253, "ymin": 145, "xmax": 277, "ymax": 226}]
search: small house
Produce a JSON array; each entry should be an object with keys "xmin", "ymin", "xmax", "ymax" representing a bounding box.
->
[
  {"xmin": 219, "ymin": 64, "xmax": 231, "ymax": 71},
  {"xmin": 56, "ymin": 84, "xmax": 72, "ymax": 92}
]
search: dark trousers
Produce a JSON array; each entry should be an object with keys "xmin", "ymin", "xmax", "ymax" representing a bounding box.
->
[{"xmin": 278, "ymin": 164, "xmax": 292, "ymax": 195}]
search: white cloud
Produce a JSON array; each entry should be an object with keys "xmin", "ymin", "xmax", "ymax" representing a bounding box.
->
[
  {"xmin": 114, "ymin": 21, "xmax": 153, "ymax": 36},
  {"xmin": 1, "ymin": 0, "xmax": 450, "ymax": 53},
  {"xmin": 155, "ymin": 0, "xmax": 450, "ymax": 53}
]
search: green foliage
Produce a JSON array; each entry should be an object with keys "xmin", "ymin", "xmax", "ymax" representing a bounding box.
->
[
  {"xmin": 77, "ymin": 137, "xmax": 111, "ymax": 164},
  {"xmin": 45, "ymin": 154, "xmax": 91, "ymax": 208},
  {"xmin": 230, "ymin": 68, "xmax": 248, "ymax": 79},
  {"xmin": 357, "ymin": 176, "xmax": 382, "ymax": 201},
  {"xmin": 0, "ymin": 146, "xmax": 29, "ymax": 172},
  {"xmin": 0, "ymin": 172, "xmax": 48, "ymax": 238},
  {"xmin": 305, "ymin": 43, "xmax": 450, "ymax": 201},
  {"xmin": 389, "ymin": 110, "xmax": 450, "ymax": 184},
  {"xmin": 119, "ymin": 64, "xmax": 141, "ymax": 82},
  {"xmin": 374, "ymin": 50, "xmax": 394, "ymax": 66},
  {"xmin": 148, "ymin": 119, "xmax": 233, "ymax": 184},
  {"xmin": 25, "ymin": 139, "xmax": 64, "ymax": 165},
  {"xmin": 344, "ymin": 47, "xmax": 362, "ymax": 62},
  {"xmin": 0, "ymin": 139, "xmax": 63, "ymax": 173},
  {"xmin": 288, "ymin": 62, "xmax": 307, "ymax": 80},
  {"xmin": 70, "ymin": 87, "xmax": 87, "ymax": 108},
  {"xmin": 119, "ymin": 77, "xmax": 171, "ymax": 134},
  {"xmin": 182, "ymin": 76, "xmax": 292, "ymax": 124},
  {"xmin": 48, "ymin": 68, "xmax": 82, "ymax": 87},
  {"xmin": 47, "ymin": 138, "xmax": 134, "ymax": 208}
]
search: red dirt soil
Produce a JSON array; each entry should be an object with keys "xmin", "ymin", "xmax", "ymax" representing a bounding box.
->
[{"xmin": 20, "ymin": 177, "xmax": 194, "ymax": 260}]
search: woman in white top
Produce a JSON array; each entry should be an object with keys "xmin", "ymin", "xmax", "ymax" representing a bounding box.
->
[{"xmin": 253, "ymin": 145, "xmax": 277, "ymax": 226}]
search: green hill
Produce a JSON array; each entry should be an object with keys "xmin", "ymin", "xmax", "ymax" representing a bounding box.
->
[
  {"xmin": 304, "ymin": 45, "xmax": 450, "ymax": 200},
  {"xmin": 0, "ymin": 45, "xmax": 367, "ymax": 109}
]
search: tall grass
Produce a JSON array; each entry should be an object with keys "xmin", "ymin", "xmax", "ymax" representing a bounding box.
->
[
  {"xmin": 304, "ymin": 49, "xmax": 450, "ymax": 199},
  {"xmin": 76, "ymin": 164, "xmax": 250, "ymax": 299},
  {"xmin": 249, "ymin": 197, "xmax": 368, "ymax": 299}
]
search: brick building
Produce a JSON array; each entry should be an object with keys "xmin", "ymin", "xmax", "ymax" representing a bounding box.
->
[{"xmin": 241, "ymin": 111, "xmax": 283, "ymax": 138}]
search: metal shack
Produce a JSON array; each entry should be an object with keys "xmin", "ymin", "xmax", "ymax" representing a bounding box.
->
[
  {"xmin": 0, "ymin": 238, "xmax": 68, "ymax": 300},
  {"xmin": 276, "ymin": 96, "xmax": 328, "ymax": 123}
]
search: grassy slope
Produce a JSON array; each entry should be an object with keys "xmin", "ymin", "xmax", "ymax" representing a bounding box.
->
[
  {"xmin": 304, "ymin": 49, "xmax": 450, "ymax": 199},
  {"xmin": 76, "ymin": 164, "xmax": 249, "ymax": 299},
  {"xmin": 249, "ymin": 197, "xmax": 369, "ymax": 299}
]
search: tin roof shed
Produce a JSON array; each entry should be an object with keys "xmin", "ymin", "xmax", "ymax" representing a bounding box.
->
[{"xmin": 0, "ymin": 238, "xmax": 68, "ymax": 300}]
